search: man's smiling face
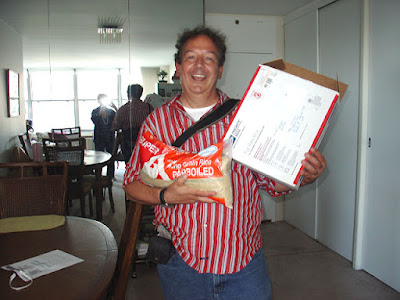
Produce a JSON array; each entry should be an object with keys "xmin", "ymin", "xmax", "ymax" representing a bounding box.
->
[{"xmin": 176, "ymin": 35, "xmax": 224, "ymax": 106}]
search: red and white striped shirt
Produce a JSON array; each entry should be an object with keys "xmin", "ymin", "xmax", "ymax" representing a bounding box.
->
[{"xmin": 124, "ymin": 90, "xmax": 284, "ymax": 274}]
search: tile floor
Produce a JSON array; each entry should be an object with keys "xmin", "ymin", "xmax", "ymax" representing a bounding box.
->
[{"xmin": 71, "ymin": 164, "xmax": 400, "ymax": 300}]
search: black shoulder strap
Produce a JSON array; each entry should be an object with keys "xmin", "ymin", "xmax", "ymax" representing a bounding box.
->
[{"xmin": 172, "ymin": 98, "xmax": 240, "ymax": 147}]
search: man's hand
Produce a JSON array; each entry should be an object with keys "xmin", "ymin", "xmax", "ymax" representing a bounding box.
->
[
  {"xmin": 163, "ymin": 174, "xmax": 217, "ymax": 205},
  {"xmin": 300, "ymin": 147, "xmax": 327, "ymax": 186}
]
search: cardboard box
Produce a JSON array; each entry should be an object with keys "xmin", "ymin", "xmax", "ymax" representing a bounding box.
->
[{"xmin": 224, "ymin": 59, "xmax": 348, "ymax": 190}]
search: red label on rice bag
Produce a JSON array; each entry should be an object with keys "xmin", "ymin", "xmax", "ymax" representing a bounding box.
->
[{"xmin": 139, "ymin": 131, "xmax": 223, "ymax": 180}]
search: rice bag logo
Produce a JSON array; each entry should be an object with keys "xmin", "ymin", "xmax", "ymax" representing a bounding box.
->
[
  {"xmin": 198, "ymin": 145, "xmax": 218, "ymax": 157},
  {"xmin": 142, "ymin": 154, "xmax": 170, "ymax": 180}
]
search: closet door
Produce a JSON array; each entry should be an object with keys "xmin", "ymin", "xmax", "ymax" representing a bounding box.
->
[
  {"xmin": 363, "ymin": 0, "xmax": 400, "ymax": 292},
  {"xmin": 317, "ymin": 0, "xmax": 361, "ymax": 260},
  {"xmin": 284, "ymin": 10, "xmax": 319, "ymax": 238}
]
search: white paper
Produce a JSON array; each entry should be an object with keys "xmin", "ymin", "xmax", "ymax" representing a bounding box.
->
[{"xmin": 1, "ymin": 250, "xmax": 84, "ymax": 279}]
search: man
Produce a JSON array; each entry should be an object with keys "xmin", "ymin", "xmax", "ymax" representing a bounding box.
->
[
  {"xmin": 91, "ymin": 93, "xmax": 116, "ymax": 154},
  {"xmin": 112, "ymin": 84, "xmax": 153, "ymax": 162},
  {"xmin": 124, "ymin": 26, "xmax": 326, "ymax": 299}
]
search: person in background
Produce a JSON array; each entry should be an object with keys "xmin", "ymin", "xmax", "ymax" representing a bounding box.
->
[
  {"xmin": 91, "ymin": 93, "xmax": 116, "ymax": 153},
  {"xmin": 123, "ymin": 26, "xmax": 326, "ymax": 300},
  {"xmin": 112, "ymin": 84, "xmax": 153, "ymax": 162}
]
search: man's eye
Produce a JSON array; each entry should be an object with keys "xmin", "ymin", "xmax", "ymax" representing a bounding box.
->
[{"xmin": 205, "ymin": 56, "xmax": 216, "ymax": 62}]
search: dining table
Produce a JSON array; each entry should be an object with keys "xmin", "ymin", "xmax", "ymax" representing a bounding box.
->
[
  {"xmin": 0, "ymin": 216, "xmax": 118, "ymax": 300},
  {"xmin": 84, "ymin": 150, "xmax": 112, "ymax": 221}
]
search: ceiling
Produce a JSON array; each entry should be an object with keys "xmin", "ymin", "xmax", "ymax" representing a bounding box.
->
[{"xmin": 0, "ymin": 0, "xmax": 315, "ymax": 70}]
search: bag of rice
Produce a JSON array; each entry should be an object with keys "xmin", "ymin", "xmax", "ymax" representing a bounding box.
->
[{"xmin": 139, "ymin": 131, "xmax": 233, "ymax": 209}]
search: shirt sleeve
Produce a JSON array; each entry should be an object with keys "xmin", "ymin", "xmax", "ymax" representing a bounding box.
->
[{"xmin": 253, "ymin": 172, "xmax": 290, "ymax": 197}]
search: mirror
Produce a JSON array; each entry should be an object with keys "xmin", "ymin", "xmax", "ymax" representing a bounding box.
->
[
  {"xmin": 0, "ymin": 0, "xmax": 203, "ymax": 132},
  {"xmin": 0, "ymin": 0, "xmax": 203, "ymax": 69}
]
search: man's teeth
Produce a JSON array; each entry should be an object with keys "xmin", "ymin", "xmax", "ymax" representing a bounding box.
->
[{"xmin": 193, "ymin": 74, "xmax": 205, "ymax": 78}]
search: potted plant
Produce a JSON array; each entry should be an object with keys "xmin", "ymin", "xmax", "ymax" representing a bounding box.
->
[{"xmin": 157, "ymin": 69, "xmax": 168, "ymax": 82}]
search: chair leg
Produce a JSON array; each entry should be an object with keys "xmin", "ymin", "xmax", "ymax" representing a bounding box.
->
[
  {"xmin": 108, "ymin": 185, "xmax": 115, "ymax": 213},
  {"xmin": 80, "ymin": 196, "xmax": 86, "ymax": 218},
  {"xmin": 89, "ymin": 191, "xmax": 93, "ymax": 216}
]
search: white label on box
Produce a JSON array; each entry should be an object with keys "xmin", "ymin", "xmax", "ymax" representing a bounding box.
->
[{"xmin": 224, "ymin": 65, "xmax": 339, "ymax": 189}]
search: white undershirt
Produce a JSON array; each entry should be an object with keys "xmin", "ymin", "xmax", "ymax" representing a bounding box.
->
[{"xmin": 183, "ymin": 104, "xmax": 215, "ymax": 121}]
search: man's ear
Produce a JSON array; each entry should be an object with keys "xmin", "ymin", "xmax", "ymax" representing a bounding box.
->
[
  {"xmin": 175, "ymin": 60, "xmax": 181, "ymax": 77},
  {"xmin": 218, "ymin": 65, "xmax": 224, "ymax": 79}
]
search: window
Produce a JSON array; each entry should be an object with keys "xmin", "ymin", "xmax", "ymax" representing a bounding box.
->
[
  {"xmin": 25, "ymin": 68, "xmax": 136, "ymax": 133},
  {"xmin": 30, "ymin": 70, "xmax": 74, "ymax": 100},
  {"xmin": 32, "ymin": 101, "xmax": 75, "ymax": 133},
  {"xmin": 76, "ymin": 70, "xmax": 118, "ymax": 100}
]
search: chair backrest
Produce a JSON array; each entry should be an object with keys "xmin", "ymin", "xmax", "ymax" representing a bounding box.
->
[
  {"xmin": 51, "ymin": 126, "xmax": 81, "ymax": 140},
  {"xmin": 42, "ymin": 137, "xmax": 85, "ymax": 166},
  {"xmin": 18, "ymin": 133, "xmax": 33, "ymax": 160},
  {"xmin": 42, "ymin": 137, "xmax": 86, "ymax": 200},
  {"xmin": 0, "ymin": 161, "xmax": 68, "ymax": 218}
]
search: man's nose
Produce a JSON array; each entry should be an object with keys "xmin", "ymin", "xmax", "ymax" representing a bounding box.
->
[{"xmin": 195, "ymin": 57, "xmax": 205, "ymax": 68}]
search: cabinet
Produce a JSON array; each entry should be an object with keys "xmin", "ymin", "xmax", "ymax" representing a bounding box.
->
[
  {"xmin": 156, "ymin": 82, "xmax": 182, "ymax": 98},
  {"xmin": 206, "ymin": 14, "xmax": 282, "ymax": 99}
]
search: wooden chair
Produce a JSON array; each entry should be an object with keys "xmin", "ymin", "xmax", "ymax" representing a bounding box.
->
[
  {"xmin": 42, "ymin": 137, "xmax": 93, "ymax": 217},
  {"xmin": 111, "ymin": 200, "xmax": 144, "ymax": 300},
  {"xmin": 51, "ymin": 126, "xmax": 81, "ymax": 140},
  {"xmin": 83, "ymin": 135, "xmax": 120, "ymax": 214},
  {"xmin": 18, "ymin": 133, "xmax": 34, "ymax": 160},
  {"xmin": 92, "ymin": 130, "xmax": 125, "ymax": 214},
  {"xmin": 85, "ymin": 130, "xmax": 125, "ymax": 214},
  {"xmin": 0, "ymin": 161, "xmax": 68, "ymax": 218}
]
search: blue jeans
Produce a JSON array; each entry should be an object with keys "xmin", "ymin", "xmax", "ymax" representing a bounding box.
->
[{"xmin": 157, "ymin": 248, "xmax": 272, "ymax": 300}]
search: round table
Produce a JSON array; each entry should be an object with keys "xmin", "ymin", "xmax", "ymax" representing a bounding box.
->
[
  {"xmin": 0, "ymin": 216, "xmax": 117, "ymax": 300},
  {"xmin": 84, "ymin": 150, "xmax": 111, "ymax": 168}
]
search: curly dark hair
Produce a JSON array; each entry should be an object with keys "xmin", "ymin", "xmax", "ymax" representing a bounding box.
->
[
  {"xmin": 127, "ymin": 84, "xmax": 143, "ymax": 100},
  {"xmin": 174, "ymin": 26, "xmax": 227, "ymax": 67}
]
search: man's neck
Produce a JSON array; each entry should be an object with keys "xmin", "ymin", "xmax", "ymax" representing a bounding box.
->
[{"xmin": 180, "ymin": 90, "xmax": 220, "ymax": 108}]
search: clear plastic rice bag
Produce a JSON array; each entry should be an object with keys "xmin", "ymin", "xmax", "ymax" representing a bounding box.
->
[{"xmin": 139, "ymin": 131, "xmax": 233, "ymax": 209}]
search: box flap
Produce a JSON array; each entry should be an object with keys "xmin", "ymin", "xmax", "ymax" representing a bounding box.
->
[{"xmin": 263, "ymin": 59, "xmax": 348, "ymax": 100}]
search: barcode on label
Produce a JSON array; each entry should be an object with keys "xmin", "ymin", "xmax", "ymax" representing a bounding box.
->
[{"xmin": 264, "ymin": 77, "xmax": 273, "ymax": 87}]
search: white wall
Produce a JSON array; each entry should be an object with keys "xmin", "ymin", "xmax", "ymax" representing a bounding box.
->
[
  {"xmin": 141, "ymin": 67, "xmax": 159, "ymax": 98},
  {"xmin": 0, "ymin": 18, "xmax": 25, "ymax": 163}
]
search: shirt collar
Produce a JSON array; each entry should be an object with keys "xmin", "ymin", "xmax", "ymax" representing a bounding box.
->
[{"xmin": 168, "ymin": 89, "xmax": 229, "ymax": 112}]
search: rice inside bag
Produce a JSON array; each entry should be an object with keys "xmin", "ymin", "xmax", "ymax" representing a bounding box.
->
[{"xmin": 139, "ymin": 131, "xmax": 233, "ymax": 209}]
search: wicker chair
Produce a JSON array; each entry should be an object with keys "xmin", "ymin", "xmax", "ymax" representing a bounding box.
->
[
  {"xmin": 42, "ymin": 137, "xmax": 93, "ymax": 217},
  {"xmin": 0, "ymin": 161, "xmax": 68, "ymax": 218}
]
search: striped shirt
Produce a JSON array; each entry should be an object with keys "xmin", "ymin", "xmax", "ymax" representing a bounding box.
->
[{"xmin": 124, "ymin": 90, "xmax": 284, "ymax": 274}]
